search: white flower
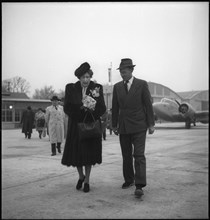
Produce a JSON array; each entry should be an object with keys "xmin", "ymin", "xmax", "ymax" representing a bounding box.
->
[
  {"xmin": 90, "ymin": 87, "xmax": 100, "ymax": 97},
  {"xmin": 82, "ymin": 95, "xmax": 96, "ymax": 110}
]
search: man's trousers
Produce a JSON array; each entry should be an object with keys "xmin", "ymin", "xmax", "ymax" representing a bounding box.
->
[{"xmin": 119, "ymin": 131, "xmax": 147, "ymax": 187}]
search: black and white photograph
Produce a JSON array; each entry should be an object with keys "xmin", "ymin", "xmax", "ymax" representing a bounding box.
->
[{"xmin": 2, "ymin": 2, "xmax": 209, "ymax": 219}]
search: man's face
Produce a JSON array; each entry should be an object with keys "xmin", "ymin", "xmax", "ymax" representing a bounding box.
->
[
  {"xmin": 119, "ymin": 67, "xmax": 133, "ymax": 81},
  {"xmin": 52, "ymin": 100, "xmax": 58, "ymax": 106}
]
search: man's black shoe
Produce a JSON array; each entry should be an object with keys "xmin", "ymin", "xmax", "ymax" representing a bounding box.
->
[
  {"xmin": 134, "ymin": 187, "xmax": 144, "ymax": 197},
  {"xmin": 122, "ymin": 182, "xmax": 134, "ymax": 189}
]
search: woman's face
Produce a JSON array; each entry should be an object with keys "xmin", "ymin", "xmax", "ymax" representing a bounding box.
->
[{"xmin": 80, "ymin": 73, "xmax": 91, "ymax": 87}]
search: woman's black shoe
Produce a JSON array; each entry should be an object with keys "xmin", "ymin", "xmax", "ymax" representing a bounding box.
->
[
  {"xmin": 83, "ymin": 183, "xmax": 90, "ymax": 193},
  {"xmin": 76, "ymin": 176, "xmax": 85, "ymax": 190}
]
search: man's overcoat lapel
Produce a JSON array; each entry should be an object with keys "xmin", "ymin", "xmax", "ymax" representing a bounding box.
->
[{"xmin": 118, "ymin": 78, "xmax": 140, "ymax": 107}]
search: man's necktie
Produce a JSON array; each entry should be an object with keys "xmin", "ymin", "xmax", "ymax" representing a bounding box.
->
[
  {"xmin": 54, "ymin": 106, "xmax": 57, "ymax": 110},
  {"xmin": 124, "ymin": 80, "xmax": 129, "ymax": 94}
]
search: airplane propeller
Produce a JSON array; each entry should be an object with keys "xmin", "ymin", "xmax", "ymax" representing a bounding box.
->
[
  {"xmin": 180, "ymin": 104, "xmax": 188, "ymax": 114},
  {"xmin": 175, "ymin": 99, "xmax": 188, "ymax": 114},
  {"xmin": 175, "ymin": 99, "xmax": 181, "ymax": 106}
]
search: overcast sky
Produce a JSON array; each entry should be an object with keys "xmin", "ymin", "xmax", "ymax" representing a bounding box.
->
[{"xmin": 2, "ymin": 2, "xmax": 209, "ymax": 97}]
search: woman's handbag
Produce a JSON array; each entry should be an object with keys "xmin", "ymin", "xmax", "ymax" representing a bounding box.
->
[
  {"xmin": 37, "ymin": 118, "xmax": 45, "ymax": 127},
  {"xmin": 78, "ymin": 112, "xmax": 102, "ymax": 140},
  {"xmin": 42, "ymin": 128, "xmax": 46, "ymax": 137}
]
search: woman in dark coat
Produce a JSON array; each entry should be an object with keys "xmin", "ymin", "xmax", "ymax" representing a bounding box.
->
[
  {"xmin": 61, "ymin": 62, "xmax": 106, "ymax": 193},
  {"xmin": 21, "ymin": 106, "xmax": 35, "ymax": 139}
]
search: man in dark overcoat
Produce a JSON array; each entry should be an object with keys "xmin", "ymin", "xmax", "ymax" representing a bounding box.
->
[
  {"xmin": 20, "ymin": 106, "xmax": 35, "ymax": 139},
  {"xmin": 112, "ymin": 58, "xmax": 155, "ymax": 197}
]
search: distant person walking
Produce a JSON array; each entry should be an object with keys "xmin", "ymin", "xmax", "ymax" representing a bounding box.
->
[
  {"xmin": 107, "ymin": 108, "xmax": 113, "ymax": 135},
  {"xmin": 42, "ymin": 109, "xmax": 50, "ymax": 140},
  {"xmin": 101, "ymin": 110, "xmax": 108, "ymax": 140},
  {"xmin": 20, "ymin": 106, "xmax": 35, "ymax": 139},
  {"xmin": 112, "ymin": 58, "xmax": 155, "ymax": 197},
  {"xmin": 45, "ymin": 96, "xmax": 65, "ymax": 156},
  {"xmin": 59, "ymin": 97, "xmax": 69, "ymax": 139},
  {"xmin": 35, "ymin": 108, "xmax": 46, "ymax": 139},
  {"xmin": 61, "ymin": 62, "xmax": 106, "ymax": 193}
]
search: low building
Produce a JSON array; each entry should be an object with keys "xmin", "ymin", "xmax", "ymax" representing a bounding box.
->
[
  {"xmin": 147, "ymin": 82, "xmax": 183, "ymax": 103},
  {"xmin": 177, "ymin": 90, "xmax": 209, "ymax": 111},
  {"xmin": 2, "ymin": 92, "xmax": 51, "ymax": 129}
]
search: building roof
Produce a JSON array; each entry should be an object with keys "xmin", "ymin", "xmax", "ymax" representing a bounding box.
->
[
  {"xmin": 2, "ymin": 98, "xmax": 51, "ymax": 103},
  {"xmin": 2, "ymin": 92, "xmax": 29, "ymax": 99},
  {"xmin": 147, "ymin": 81, "xmax": 183, "ymax": 100},
  {"xmin": 177, "ymin": 90, "xmax": 206, "ymax": 99}
]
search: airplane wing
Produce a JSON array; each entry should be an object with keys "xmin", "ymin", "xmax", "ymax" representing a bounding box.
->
[
  {"xmin": 170, "ymin": 113, "xmax": 188, "ymax": 122},
  {"xmin": 153, "ymin": 110, "xmax": 187, "ymax": 122},
  {"xmin": 195, "ymin": 111, "xmax": 209, "ymax": 124}
]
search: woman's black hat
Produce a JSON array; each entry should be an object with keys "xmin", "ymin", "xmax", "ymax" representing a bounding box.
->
[{"xmin": 74, "ymin": 62, "xmax": 91, "ymax": 78}]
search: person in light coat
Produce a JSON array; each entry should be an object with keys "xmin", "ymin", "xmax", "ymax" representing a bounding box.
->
[{"xmin": 45, "ymin": 96, "xmax": 65, "ymax": 156}]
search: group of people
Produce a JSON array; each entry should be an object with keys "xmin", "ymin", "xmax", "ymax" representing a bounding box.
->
[
  {"xmin": 21, "ymin": 58, "xmax": 155, "ymax": 197},
  {"xmin": 21, "ymin": 106, "xmax": 46, "ymax": 140},
  {"xmin": 20, "ymin": 96, "xmax": 67, "ymax": 156}
]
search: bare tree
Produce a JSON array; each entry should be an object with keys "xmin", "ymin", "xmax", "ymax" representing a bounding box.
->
[
  {"xmin": 32, "ymin": 85, "xmax": 56, "ymax": 99},
  {"xmin": 2, "ymin": 76, "xmax": 30, "ymax": 94},
  {"xmin": 1, "ymin": 80, "xmax": 9, "ymax": 92}
]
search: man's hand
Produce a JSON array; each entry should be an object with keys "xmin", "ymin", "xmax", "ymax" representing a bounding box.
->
[
  {"xmin": 148, "ymin": 126, "xmax": 155, "ymax": 134},
  {"xmin": 112, "ymin": 127, "xmax": 118, "ymax": 136}
]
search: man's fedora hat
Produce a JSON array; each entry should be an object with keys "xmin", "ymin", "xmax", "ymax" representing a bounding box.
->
[
  {"xmin": 75, "ymin": 62, "xmax": 91, "ymax": 78},
  {"xmin": 117, "ymin": 58, "xmax": 136, "ymax": 70},
  {"xmin": 50, "ymin": 95, "xmax": 60, "ymax": 101}
]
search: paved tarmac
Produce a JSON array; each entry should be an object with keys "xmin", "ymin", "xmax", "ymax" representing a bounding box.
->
[{"xmin": 2, "ymin": 122, "xmax": 209, "ymax": 219}]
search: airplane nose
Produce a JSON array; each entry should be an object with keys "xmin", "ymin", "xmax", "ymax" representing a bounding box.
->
[
  {"xmin": 152, "ymin": 102, "xmax": 164, "ymax": 115},
  {"xmin": 152, "ymin": 103, "xmax": 159, "ymax": 111},
  {"xmin": 152, "ymin": 102, "xmax": 173, "ymax": 121}
]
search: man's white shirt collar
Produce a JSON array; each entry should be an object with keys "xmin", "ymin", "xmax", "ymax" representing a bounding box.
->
[
  {"xmin": 124, "ymin": 76, "xmax": 134, "ymax": 91},
  {"xmin": 128, "ymin": 76, "xmax": 134, "ymax": 85}
]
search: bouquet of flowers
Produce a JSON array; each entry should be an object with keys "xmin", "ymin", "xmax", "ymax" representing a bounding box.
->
[
  {"xmin": 90, "ymin": 87, "xmax": 100, "ymax": 98},
  {"xmin": 82, "ymin": 95, "xmax": 96, "ymax": 111}
]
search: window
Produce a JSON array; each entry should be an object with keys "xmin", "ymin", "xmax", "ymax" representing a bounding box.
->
[
  {"xmin": 6, "ymin": 111, "xmax": 13, "ymax": 121},
  {"xmin": 2, "ymin": 103, "xmax": 13, "ymax": 122},
  {"xmin": 156, "ymin": 85, "xmax": 163, "ymax": 95},
  {"xmin": 148, "ymin": 83, "xmax": 155, "ymax": 95},
  {"xmin": 2, "ymin": 110, "xmax": 6, "ymax": 122},
  {"xmin": 164, "ymin": 88, "xmax": 170, "ymax": 96},
  {"xmin": 15, "ymin": 109, "xmax": 21, "ymax": 122}
]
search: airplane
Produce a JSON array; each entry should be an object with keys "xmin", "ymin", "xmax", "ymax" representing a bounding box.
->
[{"xmin": 152, "ymin": 98, "xmax": 209, "ymax": 129}]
